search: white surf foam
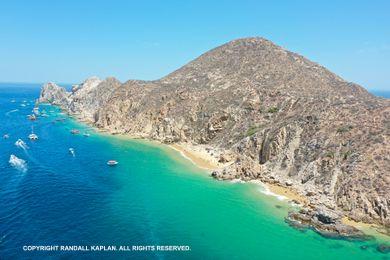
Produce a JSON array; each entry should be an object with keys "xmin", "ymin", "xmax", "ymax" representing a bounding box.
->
[
  {"xmin": 250, "ymin": 180, "xmax": 288, "ymax": 201},
  {"xmin": 230, "ymin": 179, "xmax": 245, "ymax": 184},
  {"xmin": 9, "ymin": 154, "xmax": 27, "ymax": 173}
]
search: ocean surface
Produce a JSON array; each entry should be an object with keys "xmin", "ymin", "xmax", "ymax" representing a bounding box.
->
[{"xmin": 0, "ymin": 83, "xmax": 389, "ymax": 259}]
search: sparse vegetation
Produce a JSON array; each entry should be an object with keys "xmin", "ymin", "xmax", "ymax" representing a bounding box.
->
[
  {"xmin": 267, "ymin": 107, "xmax": 279, "ymax": 113},
  {"xmin": 325, "ymin": 151, "xmax": 335, "ymax": 159},
  {"xmin": 337, "ymin": 125, "xmax": 353, "ymax": 134},
  {"xmin": 342, "ymin": 150, "xmax": 353, "ymax": 160},
  {"xmin": 246, "ymin": 125, "xmax": 262, "ymax": 137}
]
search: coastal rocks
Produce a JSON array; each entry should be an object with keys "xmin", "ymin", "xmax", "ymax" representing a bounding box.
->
[
  {"xmin": 38, "ymin": 82, "xmax": 70, "ymax": 108},
  {"xmin": 285, "ymin": 208, "xmax": 370, "ymax": 240},
  {"xmin": 212, "ymin": 156, "xmax": 263, "ymax": 180},
  {"xmin": 68, "ymin": 77, "xmax": 121, "ymax": 122},
  {"xmin": 39, "ymin": 77, "xmax": 121, "ymax": 123},
  {"xmin": 218, "ymin": 150, "xmax": 236, "ymax": 163}
]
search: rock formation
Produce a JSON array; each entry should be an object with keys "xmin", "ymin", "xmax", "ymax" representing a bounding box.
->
[{"xmin": 38, "ymin": 37, "xmax": 390, "ymax": 237}]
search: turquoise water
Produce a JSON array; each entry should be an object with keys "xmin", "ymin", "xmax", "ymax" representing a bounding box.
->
[{"xmin": 0, "ymin": 84, "xmax": 389, "ymax": 259}]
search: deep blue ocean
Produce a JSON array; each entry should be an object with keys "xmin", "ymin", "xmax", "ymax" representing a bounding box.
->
[{"xmin": 0, "ymin": 83, "xmax": 389, "ymax": 259}]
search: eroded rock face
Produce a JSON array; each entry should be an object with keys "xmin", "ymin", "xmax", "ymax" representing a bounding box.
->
[
  {"xmin": 38, "ymin": 37, "xmax": 390, "ymax": 231},
  {"xmin": 39, "ymin": 76, "xmax": 122, "ymax": 123},
  {"xmin": 39, "ymin": 82, "xmax": 70, "ymax": 107}
]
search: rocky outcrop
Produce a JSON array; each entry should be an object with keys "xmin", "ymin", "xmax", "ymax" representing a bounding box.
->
[
  {"xmin": 285, "ymin": 208, "xmax": 371, "ymax": 240},
  {"xmin": 38, "ymin": 82, "xmax": 70, "ymax": 107},
  {"xmin": 39, "ymin": 76, "xmax": 122, "ymax": 123},
  {"xmin": 38, "ymin": 37, "xmax": 390, "ymax": 238}
]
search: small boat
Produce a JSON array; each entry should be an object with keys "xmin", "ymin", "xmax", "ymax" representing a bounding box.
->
[
  {"xmin": 28, "ymin": 126, "xmax": 38, "ymax": 140},
  {"xmin": 107, "ymin": 160, "xmax": 118, "ymax": 166},
  {"xmin": 33, "ymin": 107, "xmax": 39, "ymax": 115},
  {"xmin": 3, "ymin": 134, "xmax": 9, "ymax": 139},
  {"xmin": 70, "ymin": 129, "xmax": 80, "ymax": 134},
  {"xmin": 69, "ymin": 148, "xmax": 75, "ymax": 156},
  {"xmin": 83, "ymin": 133, "xmax": 90, "ymax": 137},
  {"xmin": 28, "ymin": 133, "xmax": 38, "ymax": 140},
  {"xmin": 28, "ymin": 114, "xmax": 37, "ymax": 121},
  {"xmin": 15, "ymin": 139, "xmax": 29, "ymax": 149}
]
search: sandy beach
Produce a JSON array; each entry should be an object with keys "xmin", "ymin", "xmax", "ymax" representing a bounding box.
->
[
  {"xmin": 169, "ymin": 142, "xmax": 308, "ymax": 206},
  {"xmin": 265, "ymin": 182, "xmax": 309, "ymax": 205},
  {"xmin": 169, "ymin": 143, "xmax": 222, "ymax": 170}
]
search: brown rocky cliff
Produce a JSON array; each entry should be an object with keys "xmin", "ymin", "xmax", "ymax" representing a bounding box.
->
[{"xmin": 39, "ymin": 37, "xmax": 390, "ymax": 230}]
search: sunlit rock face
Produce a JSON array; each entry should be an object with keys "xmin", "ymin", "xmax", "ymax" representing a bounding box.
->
[{"xmin": 39, "ymin": 37, "xmax": 390, "ymax": 230}]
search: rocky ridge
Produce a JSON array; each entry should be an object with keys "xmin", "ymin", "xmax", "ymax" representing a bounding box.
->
[{"xmin": 38, "ymin": 37, "xmax": 390, "ymax": 238}]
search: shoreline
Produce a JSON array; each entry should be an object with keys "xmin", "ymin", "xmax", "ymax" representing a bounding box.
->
[
  {"xmin": 250, "ymin": 180, "xmax": 309, "ymax": 206},
  {"xmin": 169, "ymin": 143, "xmax": 223, "ymax": 170},
  {"xmin": 52, "ymin": 110, "xmax": 390, "ymax": 241},
  {"xmin": 341, "ymin": 217, "xmax": 390, "ymax": 241},
  {"xmin": 147, "ymin": 139, "xmax": 389, "ymax": 241}
]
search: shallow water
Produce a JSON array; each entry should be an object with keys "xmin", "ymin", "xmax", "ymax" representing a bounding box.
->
[{"xmin": 0, "ymin": 83, "xmax": 388, "ymax": 259}]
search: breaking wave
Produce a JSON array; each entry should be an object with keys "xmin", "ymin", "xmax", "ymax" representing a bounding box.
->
[{"xmin": 250, "ymin": 180, "xmax": 287, "ymax": 201}]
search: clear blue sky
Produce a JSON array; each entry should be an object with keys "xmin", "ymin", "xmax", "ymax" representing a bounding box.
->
[{"xmin": 0, "ymin": 0, "xmax": 389, "ymax": 90}]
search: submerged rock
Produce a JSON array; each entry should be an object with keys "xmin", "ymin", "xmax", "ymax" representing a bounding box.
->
[
  {"xmin": 377, "ymin": 244, "xmax": 390, "ymax": 254},
  {"xmin": 285, "ymin": 208, "xmax": 372, "ymax": 240}
]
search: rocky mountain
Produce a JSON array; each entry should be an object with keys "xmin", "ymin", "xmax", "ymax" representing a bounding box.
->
[{"xmin": 38, "ymin": 37, "xmax": 390, "ymax": 237}]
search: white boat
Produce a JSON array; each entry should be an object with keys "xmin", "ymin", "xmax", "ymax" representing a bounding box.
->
[
  {"xmin": 28, "ymin": 133, "xmax": 38, "ymax": 140},
  {"xmin": 33, "ymin": 107, "xmax": 39, "ymax": 115},
  {"xmin": 107, "ymin": 160, "xmax": 118, "ymax": 166},
  {"xmin": 69, "ymin": 148, "xmax": 75, "ymax": 156},
  {"xmin": 83, "ymin": 133, "xmax": 90, "ymax": 137},
  {"xmin": 70, "ymin": 129, "xmax": 80, "ymax": 134},
  {"xmin": 28, "ymin": 126, "xmax": 38, "ymax": 140},
  {"xmin": 3, "ymin": 134, "xmax": 9, "ymax": 139},
  {"xmin": 15, "ymin": 139, "xmax": 29, "ymax": 149}
]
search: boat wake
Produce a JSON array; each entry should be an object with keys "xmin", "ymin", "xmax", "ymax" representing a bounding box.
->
[
  {"xmin": 15, "ymin": 139, "xmax": 29, "ymax": 150},
  {"xmin": 5, "ymin": 109, "xmax": 19, "ymax": 116},
  {"xmin": 9, "ymin": 155, "xmax": 28, "ymax": 173}
]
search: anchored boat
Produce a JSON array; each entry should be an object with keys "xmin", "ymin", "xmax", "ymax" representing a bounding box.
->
[
  {"xmin": 69, "ymin": 148, "xmax": 75, "ymax": 156},
  {"xmin": 28, "ymin": 126, "xmax": 38, "ymax": 140},
  {"xmin": 107, "ymin": 160, "xmax": 118, "ymax": 166},
  {"xmin": 70, "ymin": 129, "xmax": 80, "ymax": 134}
]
